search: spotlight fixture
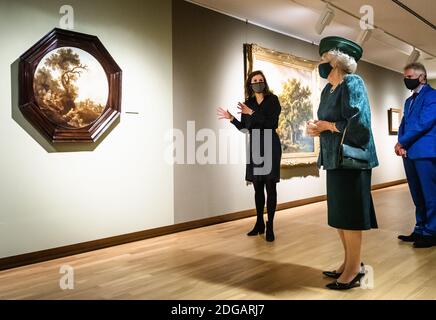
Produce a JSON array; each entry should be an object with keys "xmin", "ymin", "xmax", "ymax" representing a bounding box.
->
[
  {"xmin": 315, "ymin": 5, "xmax": 335, "ymax": 35},
  {"xmin": 407, "ymin": 48, "xmax": 420, "ymax": 64},
  {"xmin": 356, "ymin": 28, "xmax": 372, "ymax": 46}
]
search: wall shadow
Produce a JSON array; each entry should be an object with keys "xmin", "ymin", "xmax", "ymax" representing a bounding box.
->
[{"xmin": 10, "ymin": 59, "xmax": 119, "ymax": 153}]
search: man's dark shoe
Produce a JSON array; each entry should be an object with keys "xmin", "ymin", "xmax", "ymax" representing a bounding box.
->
[
  {"xmin": 398, "ymin": 232, "xmax": 421, "ymax": 242},
  {"xmin": 413, "ymin": 236, "xmax": 436, "ymax": 248}
]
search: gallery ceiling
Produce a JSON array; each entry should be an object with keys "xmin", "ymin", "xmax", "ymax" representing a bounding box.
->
[{"xmin": 188, "ymin": 0, "xmax": 436, "ymax": 78}]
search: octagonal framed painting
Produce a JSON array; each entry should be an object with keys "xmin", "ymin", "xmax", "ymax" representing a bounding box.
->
[{"xmin": 19, "ymin": 28, "xmax": 122, "ymax": 143}]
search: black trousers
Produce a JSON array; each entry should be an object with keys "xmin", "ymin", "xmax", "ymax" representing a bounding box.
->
[{"xmin": 253, "ymin": 181, "xmax": 277, "ymax": 226}]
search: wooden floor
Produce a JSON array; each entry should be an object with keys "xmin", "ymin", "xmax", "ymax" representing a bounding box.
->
[{"xmin": 1, "ymin": 184, "xmax": 435, "ymax": 300}]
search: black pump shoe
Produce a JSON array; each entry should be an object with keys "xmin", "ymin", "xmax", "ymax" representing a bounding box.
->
[
  {"xmin": 266, "ymin": 221, "xmax": 275, "ymax": 242},
  {"xmin": 326, "ymin": 272, "xmax": 365, "ymax": 290},
  {"xmin": 247, "ymin": 222, "xmax": 265, "ymax": 236},
  {"xmin": 322, "ymin": 270, "xmax": 342, "ymax": 279},
  {"xmin": 323, "ymin": 262, "xmax": 365, "ymax": 279}
]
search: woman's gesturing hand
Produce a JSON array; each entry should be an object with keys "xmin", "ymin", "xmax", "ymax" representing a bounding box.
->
[
  {"xmin": 217, "ymin": 107, "xmax": 234, "ymax": 121},
  {"xmin": 237, "ymin": 102, "xmax": 254, "ymax": 115}
]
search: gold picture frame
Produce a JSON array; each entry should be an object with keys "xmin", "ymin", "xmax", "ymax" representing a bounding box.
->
[
  {"xmin": 244, "ymin": 44, "xmax": 321, "ymax": 167},
  {"xmin": 388, "ymin": 108, "xmax": 401, "ymax": 135}
]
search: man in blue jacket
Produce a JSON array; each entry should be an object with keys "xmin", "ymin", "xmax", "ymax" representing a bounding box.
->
[{"xmin": 396, "ymin": 62, "xmax": 436, "ymax": 248}]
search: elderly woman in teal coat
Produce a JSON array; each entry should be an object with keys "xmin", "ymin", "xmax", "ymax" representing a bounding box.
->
[{"xmin": 307, "ymin": 36, "xmax": 379, "ymax": 290}]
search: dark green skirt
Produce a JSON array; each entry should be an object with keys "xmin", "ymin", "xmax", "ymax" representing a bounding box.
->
[{"xmin": 327, "ymin": 169, "xmax": 378, "ymax": 230}]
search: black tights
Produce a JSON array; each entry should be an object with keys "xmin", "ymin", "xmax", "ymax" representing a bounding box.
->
[{"xmin": 253, "ymin": 181, "xmax": 277, "ymax": 227}]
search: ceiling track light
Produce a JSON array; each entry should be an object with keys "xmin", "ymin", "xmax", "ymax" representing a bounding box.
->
[
  {"xmin": 315, "ymin": 4, "xmax": 335, "ymax": 35},
  {"xmin": 407, "ymin": 48, "xmax": 421, "ymax": 64}
]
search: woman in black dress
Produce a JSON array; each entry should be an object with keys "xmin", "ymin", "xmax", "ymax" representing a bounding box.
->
[{"xmin": 217, "ymin": 71, "xmax": 282, "ymax": 242}]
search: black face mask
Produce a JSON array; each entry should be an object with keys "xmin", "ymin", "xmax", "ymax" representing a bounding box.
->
[
  {"xmin": 251, "ymin": 82, "xmax": 266, "ymax": 93},
  {"xmin": 318, "ymin": 62, "xmax": 333, "ymax": 79},
  {"xmin": 404, "ymin": 77, "xmax": 422, "ymax": 90}
]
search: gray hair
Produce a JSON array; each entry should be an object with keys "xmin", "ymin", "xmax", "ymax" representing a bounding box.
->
[
  {"xmin": 322, "ymin": 49, "xmax": 357, "ymax": 74},
  {"xmin": 404, "ymin": 62, "xmax": 427, "ymax": 81}
]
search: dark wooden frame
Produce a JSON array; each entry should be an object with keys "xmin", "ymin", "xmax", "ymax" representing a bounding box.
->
[
  {"xmin": 19, "ymin": 28, "xmax": 122, "ymax": 143},
  {"xmin": 388, "ymin": 108, "xmax": 401, "ymax": 135}
]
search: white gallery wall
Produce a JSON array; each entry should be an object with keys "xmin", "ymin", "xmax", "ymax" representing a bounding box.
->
[{"xmin": 0, "ymin": 0, "xmax": 174, "ymax": 258}]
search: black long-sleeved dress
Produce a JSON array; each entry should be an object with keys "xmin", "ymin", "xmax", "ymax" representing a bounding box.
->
[{"xmin": 231, "ymin": 94, "xmax": 282, "ymax": 183}]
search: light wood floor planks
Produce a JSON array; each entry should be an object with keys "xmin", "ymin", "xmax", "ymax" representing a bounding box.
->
[{"xmin": 1, "ymin": 184, "xmax": 435, "ymax": 300}]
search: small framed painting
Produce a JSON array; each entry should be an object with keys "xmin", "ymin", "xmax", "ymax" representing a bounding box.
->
[{"xmin": 388, "ymin": 108, "xmax": 401, "ymax": 135}]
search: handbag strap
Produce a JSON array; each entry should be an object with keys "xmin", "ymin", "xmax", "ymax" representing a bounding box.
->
[{"xmin": 339, "ymin": 111, "xmax": 360, "ymax": 146}]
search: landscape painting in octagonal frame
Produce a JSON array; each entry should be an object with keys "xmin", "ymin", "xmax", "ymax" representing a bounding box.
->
[{"xmin": 33, "ymin": 46, "xmax": 109, "ymax": 129}]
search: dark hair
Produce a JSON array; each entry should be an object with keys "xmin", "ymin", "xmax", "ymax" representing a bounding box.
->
[
  {"xmin": 245, "ymin": 70, "xmax": 272, "ymax": 99},
  {"xmin": 404, "ymin": 62, "xmax": 427, "ymax": 82}
]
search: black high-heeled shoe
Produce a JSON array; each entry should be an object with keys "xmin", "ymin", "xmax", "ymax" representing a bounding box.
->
[
  {"xmin": 326, "ymin": 272, "xmax": 365, "ymax": 290},
  {"xmin": 322, "ymin": 270, "xmax": 342, "ymax": 279},
  {"xmin": 247, "ymin": 222, "xmax": 265, "ymax": 236},
  {"xmin": 265, "ymin": 221, "xmax": 274, "ymax": 242},
  {"xmin": 322, "ymin": 262, "xmax": 365, "ymax": 279}
]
